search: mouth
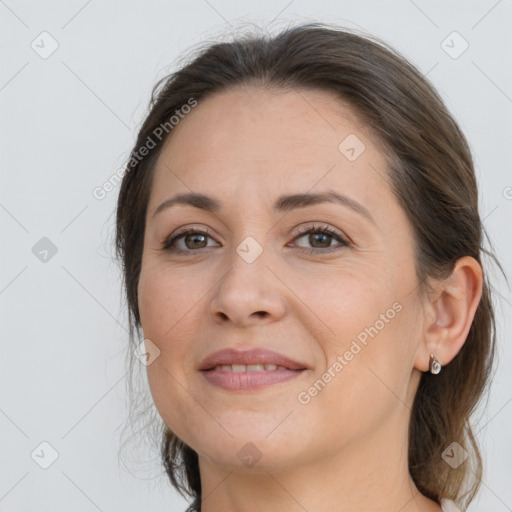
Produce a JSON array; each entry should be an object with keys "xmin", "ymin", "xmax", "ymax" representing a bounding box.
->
[
  {"xmin": 198, "ymin": 347, "xmax": 308, "ymax": 372},
  {"xmin": 198, "ymin": 348, "xmax": 309, "ymax": 391},
  {"xmin": 205, "ymin": 363, "xmax": 296, "ymax": 372}
]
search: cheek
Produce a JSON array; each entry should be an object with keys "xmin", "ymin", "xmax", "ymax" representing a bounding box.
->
[
  {"xmin": 138, "ymin": 262, "xmax": 200, "ymax": 341},
  {"xmin": 298, "ymin": 310, "xmax": 416, "ymax": 454},
  {"xmin": 303, "ymin": 267, "xmax": 418, "ymax": 419},
  {"xmin": 304, "ymin": 266, "xmax": 395, "ymax": 348},
  {"xmin": 136, "ymin": 244, "xmax": 420, "ymax": 451},
  {"xmin": 137, "ymin": 263, "xmax": 210, "ymax": 437},
  {"xmin": 327, "ymin": 296, "xmax": 418, "ymax": 405}
]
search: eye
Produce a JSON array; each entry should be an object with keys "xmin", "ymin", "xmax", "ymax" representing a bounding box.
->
[
  {"xmin": 162, "ymin": 224, "xmax": 350, "ymax": 255},
  {"xmin": 162, "ymin": 227, "xmax": 218, "ymax": 253},
  {"xmin": 291, "ymin": 224, "xmax": 349, "ymax": 254}
]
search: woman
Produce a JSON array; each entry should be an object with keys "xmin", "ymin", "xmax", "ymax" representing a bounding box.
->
[{"xmin": 115, "ymin": 22, "xmax": 500, "ymax": 512}]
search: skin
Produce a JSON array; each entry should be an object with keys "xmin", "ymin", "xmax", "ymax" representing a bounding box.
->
[{"xmin": 137, "ymin": 87, "xmax": 483, "ymax": 512}]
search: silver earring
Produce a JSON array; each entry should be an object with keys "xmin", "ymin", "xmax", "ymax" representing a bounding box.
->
[{"xmin": 429, "ymin": 353, "xmax": 442, "ymax": 374}]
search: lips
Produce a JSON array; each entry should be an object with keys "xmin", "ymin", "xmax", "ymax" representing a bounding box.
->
[
  {"xmin": 209, "ymin": 363, "xmax": 286, "ymax": 372},
  {"xmin": 198, "ymin": 348, "xmax": 309, "ymax": 392},
  {"xmin": 198, "ymin": 348, "xmax": 308, "ymax": 372}
]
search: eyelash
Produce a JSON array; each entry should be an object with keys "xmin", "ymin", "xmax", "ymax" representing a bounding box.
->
[{"xmin": 162, "ymin": 224, "xmax": 350, "ymax": 255}]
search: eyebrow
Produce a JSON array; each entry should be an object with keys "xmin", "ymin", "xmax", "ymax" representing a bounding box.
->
[{"xmin": 152, "ymin": 190, "xmax": 375, "ymax": 224}]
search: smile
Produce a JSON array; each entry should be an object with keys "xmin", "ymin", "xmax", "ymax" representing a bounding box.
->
[{"xmin": 200, "ymin": 366, "xmax": 307, "ymax": 391}]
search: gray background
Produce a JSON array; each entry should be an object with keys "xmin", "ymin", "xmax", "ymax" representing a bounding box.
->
[{"xmin": 1, "ymin": 1, "xmax": 511, "ymax": 511}]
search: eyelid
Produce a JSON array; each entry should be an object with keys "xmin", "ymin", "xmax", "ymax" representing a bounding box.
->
[
  {"xmin": 293, "ymin": 223, "xmax": 348, "ymax": 241},
  {"xmin": 162, "ymin": 225, "xmax": 217, "ymax": 248},
  {"xmin": 162, "ymin": 222, "xmax": 351, "ymax": 253},
  {"xmin": 290, "ymin": 223, "xmax": 350, "ymax": 251}
]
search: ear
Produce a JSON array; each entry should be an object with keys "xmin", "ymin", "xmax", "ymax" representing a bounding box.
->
[{"xmin": 414, "ymin": 256, "xmax": 483, "ymax": 372}]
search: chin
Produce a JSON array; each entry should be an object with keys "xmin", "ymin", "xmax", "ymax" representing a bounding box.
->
[{"xmin": 199, "ymin": 437, "xmax": 301, "ymax": 474}]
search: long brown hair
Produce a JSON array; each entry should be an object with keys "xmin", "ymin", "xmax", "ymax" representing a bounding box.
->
[{"xmin": 115, "ymin": 22, "xmax": 503, "ymax": 511}]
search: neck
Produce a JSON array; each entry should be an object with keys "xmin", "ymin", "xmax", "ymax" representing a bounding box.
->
[{"xmin": 195, "ymin": 408, "xmax": 442, "ymax": 512}]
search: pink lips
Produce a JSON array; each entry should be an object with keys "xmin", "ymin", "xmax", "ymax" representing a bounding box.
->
[
  {"xmin": 198, "ymin": 348, "xmax": 308, "ymax": 391},
  {"xmin": 198, "ymin": 348, "xmax": 307, "ymax": 371}
]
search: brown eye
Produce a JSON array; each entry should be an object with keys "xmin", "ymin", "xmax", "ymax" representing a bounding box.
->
[
  {"xmin": 163, "ymin": 228, "xmax": 217, "ymax": 253},
  {"xmin": 182, "ymin": 233, "xmax": 208, "ymax": 250},
  {"xmin": 293, "ymin": 225, "xmax": 349, "ymax": 254},
  {"xmin": 162, "ymin": 224, "xmax": 349, "ymax": 255},
  {"xmin": 304, "ymin": 232, "xmax": 332, "ymax": 248}
]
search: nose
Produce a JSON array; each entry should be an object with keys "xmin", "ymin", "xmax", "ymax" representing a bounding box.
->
[{"xmin": 208, "ymin": 243, "xmax": 287, "ymax": 327}]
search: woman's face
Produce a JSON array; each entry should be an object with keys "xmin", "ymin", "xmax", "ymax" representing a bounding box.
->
[{"xmin": 138, "ymin": 87, "xmax": 427, "ymax": 473}]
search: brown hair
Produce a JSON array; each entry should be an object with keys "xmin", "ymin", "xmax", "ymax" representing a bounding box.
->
[{"xmin": 115, "ymin": 22, "xmax": 503, "ymax": 511}]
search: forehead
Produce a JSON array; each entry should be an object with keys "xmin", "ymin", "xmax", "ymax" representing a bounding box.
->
[{"xmin": 150, "ymin": 87, "xmax": 394, "ymax": 215}]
